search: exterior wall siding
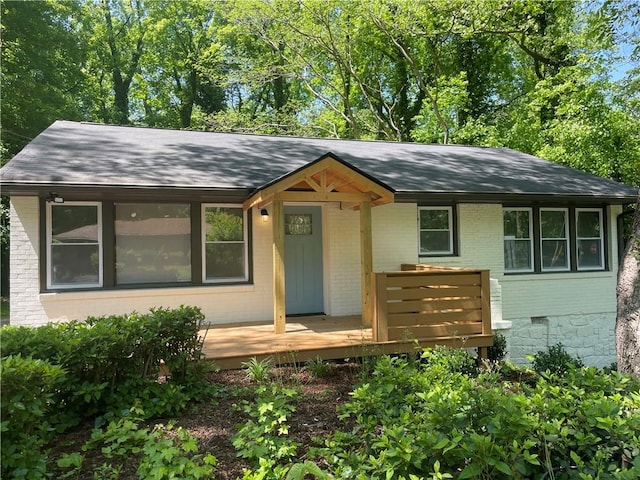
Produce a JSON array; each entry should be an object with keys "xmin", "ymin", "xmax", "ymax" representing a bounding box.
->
[
  {"xmin": 324, "ymin": 204, "xmax": 361, "ymax": 316},
  {"xmin": 9, "ymin": 197, "xmax": 44, "ymax": 325},
  {"xmin": 500, "ymin": 205, "xmax": 622, "ymax": 367},
  {"xmin": 8, "ymin": 198, "xmax": 623, "ymax": 367},
  {"xmin": 418, "ymin": 203, "xmax": 504, "ymax": 272},
  {"xmin": 10, "ymin": 202, "xmax": 274, "ymax": 326},
  {"xmin": 371, "ymin": 203, "xmax": 419, "ymax": 271},
  {"xmin": 324, "ymin": 202, "xmax": 422, "ymax": 316}
]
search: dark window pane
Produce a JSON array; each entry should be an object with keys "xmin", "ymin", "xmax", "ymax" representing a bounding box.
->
[
  {"xmin": 204, "ymin": 206, "xmax": 246, "ymax": 281},
  {"xmin": 420, "ymin": 231, "xmax": 451, "ymax": 253},
  {"xmin": 577, "ymin": 211, "xmax": 601, "ymax": 238},
  {"xmin": 541, "ymin": 210, "xmax": 566, "ymax": 238},
  {"xmin": 504, "ymin": 210, "xmax": 530, "ymax": 239},
  {"xmin": 504, "ymin": 239, "xmax": 532, "ymax": 270},
  {"xmin": 205, "ymin": 244, "xmax": 245, "ymax": 279},
  {"xmin": 578, "ymin": 240, "xmax": 603, "ymax": 268},
  {"xmin": 542, "ymin": 240, "xmax": 568, "ymax": 269},
  {"xmin": 51, "ymin": 205, "xmax": 98, "ymax": 243},
  {"xmin": 205, "ymin": 207, "xmax": 244, "ymax": 241},
  {"xmin": 51, "ymin": 244, "xmax": 99, "ymax": 284},
  {"xmin": 420, "ymin": 209, "xmax": 449, "ymax": 230}
]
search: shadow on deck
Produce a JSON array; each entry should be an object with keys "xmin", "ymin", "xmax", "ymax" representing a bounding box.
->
[{"xmin": 200, "ymin": 314, "xmax": 490, "ymax": 370}]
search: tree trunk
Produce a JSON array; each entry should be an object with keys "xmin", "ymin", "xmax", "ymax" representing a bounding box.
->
[
  {"xmin": 102, "ymin": 0, "xmax": 145, "ymax": 125},
  {"xmin": 616, "ymin": 194, "xmax": 640, "ymax": 377}
]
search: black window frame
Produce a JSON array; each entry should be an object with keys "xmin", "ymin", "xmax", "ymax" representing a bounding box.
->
[
  {"xmin": 418, "ymin": 205, "xmax": 459, "ymax": 257},
  {"xmin": 503, "ymin": 205, "xmax": 609, "ymax": 275},
  {"xmin": 40, "ymin": 198, "xmax": 253, "ymax": 292}
]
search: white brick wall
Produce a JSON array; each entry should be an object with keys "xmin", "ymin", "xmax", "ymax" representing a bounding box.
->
[
  {"xmin": 324, "ymin": 204, "xmax": 361, "ymax": 315},
  {"xmin": 8, "ymin": 198, "xmax": 623, "ymax": 367},
  {"xmin": 418, "ymin": 203, "xmax": 504, "ymax": 272},
  {"xmin": 371, "ymin": 203, "xmax": 418, "ymax": 271},
  {"xmin": 499, "ymin": 206, "xmax": 621, "ymax": 367},
  {"xmin": 324, "ymin": 202, "xmax": 422, "ymax": 316},
  {"xmin": 10, "ymin": 202, "xmax": 274, "ymax": 326},
  {"xmin": 508, "ymin": 313, "xmax": 617, "ymax": 367},
  {"xmin": 10, "ymin": 197, "xmax": 45, "ymax": 325}
]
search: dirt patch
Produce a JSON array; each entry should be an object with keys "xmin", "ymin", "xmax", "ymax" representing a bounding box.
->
[{"xmin": 48, "ymin": 363, "xmax": 361, "ymax": 479}]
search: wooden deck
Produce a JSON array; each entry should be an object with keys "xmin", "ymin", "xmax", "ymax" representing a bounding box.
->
[{"xmin": 200, "ymin": 314, "xmax": 491, "ymax": 370}]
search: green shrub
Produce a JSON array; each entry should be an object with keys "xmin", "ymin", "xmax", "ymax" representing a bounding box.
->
[
  {"xmin": 1, "ymin": 306, "xmax": 212, "ymax": 479},
  {"xmin": 532, "ymin": 342, "xmax": 584, "ymax": 376},
  {"xmin": 141, "ymin": 305, "xmax": 207, "ymax": 381},
  {"xmin": 421, "ymin": 345, "xmax": 477, "ymax": 377},
  {"xmin": 488, "ymin": 332, "xmax": 508, "ymax": 363},
  {"xmin": 0, "ymin": 355, "xmax": 66, "ymax": 479},
  {"xmin": 0, "ymin": 306, "xmax": 208, "ymax": 426},
  {"xmin": 316, "ymin": 351, "xmax": 640, "ymax": 479}
]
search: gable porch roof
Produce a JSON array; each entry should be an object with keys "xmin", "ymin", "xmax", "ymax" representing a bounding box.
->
[{"xmin": 243, "ymin": 153, "xmax": 395, "ymax": 210}]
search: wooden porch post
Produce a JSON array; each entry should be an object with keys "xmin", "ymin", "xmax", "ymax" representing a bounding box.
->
[
  {"xmin": 360, "ymin": 200, "xmax": 373, "ymax": 326},
  {"xmin": 273, "ymin": 199, "xmax": 286, "ymax": 334}
]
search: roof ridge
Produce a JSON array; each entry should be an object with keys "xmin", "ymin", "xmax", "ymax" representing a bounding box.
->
[{"xmin": 67, "ymin": 120, "xmax": 496, "ymax": 150}]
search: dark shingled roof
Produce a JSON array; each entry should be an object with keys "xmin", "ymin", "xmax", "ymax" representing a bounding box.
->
[{"xmin": 1, "ymin": 120, "xmax": 637, "ymax": 203}]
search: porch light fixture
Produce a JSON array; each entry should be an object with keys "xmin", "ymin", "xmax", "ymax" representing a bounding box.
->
[
  {"xmin": 261, "ymin": 208, "xmax": 269, "ymax": 222},
  {"xmin": 47, "ymin": 193, "xmax": 64, "ymax": 204}
]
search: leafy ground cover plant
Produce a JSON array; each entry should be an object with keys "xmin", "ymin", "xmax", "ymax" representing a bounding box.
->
[
  {"xmin": 6, "ymin": 342, "xmax": 640, "ymax": 479},
  {"xmin": 232, "ymin": 383, "xmax": 300, "ymax": 478},
  {"xmin": 56, "ymin": 406, "xmax": 217, "ymax": 479},
  {"xmin": 310, "ymin": 347, "xmax": 640, "ymax": 479}
]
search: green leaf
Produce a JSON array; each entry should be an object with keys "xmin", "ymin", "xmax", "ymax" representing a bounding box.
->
[
  {"xmin": 459, "ymin": 463, "xmax": 483, "ymax": 479},
  {"xmin": 494, "ymin": 461, "xmax": 512, "ymax": 475},
  {"xmin": 433, "ymin": 438, "xmax": 449, "ymax": 450},
  {"xmin": 570, "ymin": 450, "xmax": 582, "ymax": 465},
  {"xmin": 57, "ymin": 452, "xmax": 83, "ymax": 469}
]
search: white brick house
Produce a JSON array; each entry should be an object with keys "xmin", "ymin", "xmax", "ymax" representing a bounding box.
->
[{"xmin": 1, "ymin": 121, "xmax": 636, "ymax": 367}]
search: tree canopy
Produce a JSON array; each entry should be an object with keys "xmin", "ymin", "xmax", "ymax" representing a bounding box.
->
[{"xmin": 1, "ymin": 0, "xmax": 639, "ymax": 186}]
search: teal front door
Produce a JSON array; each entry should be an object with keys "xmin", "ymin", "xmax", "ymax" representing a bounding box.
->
[{"xmin": 284, "ymin": 206, "xmax": 324, "ymax": 315}]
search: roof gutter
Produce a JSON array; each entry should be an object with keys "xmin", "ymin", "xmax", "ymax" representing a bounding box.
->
[
  {"xmin": 0, "ymin": 183, "xmax": 253, "ymax": 203},
  {"xmin": 394, "ymin": 191, "xmax": 639, "ymax": 206}
]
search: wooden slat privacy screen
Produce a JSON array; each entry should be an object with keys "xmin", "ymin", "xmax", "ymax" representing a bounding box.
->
[{"xmin": 372, "ymin": 265, "xmax": 492, "ymax": 343}]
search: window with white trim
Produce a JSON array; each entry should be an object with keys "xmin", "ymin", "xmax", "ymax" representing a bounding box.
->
[
  {"xmin": 540, "ymin": 208, "xmax": 569, "ymax": 271},
  {"xmin": 503, "ymin": 208, "xmax": 533, "ymax": 272},
  {"xmin": 503, "ymin": 206, "xmax": 607, "ymax": 273},
  {"xmin": 419, "ymin": 206, "xmax": 454, "ymax": 255},
  {"xmin": 576, "ymin": 208, "xmax": 604, "ymax": 270},
  {"xmin": 203, "ymin": 205, "xmax": 248, "ymax": 282},
  {"xmin": 47, "ymin": 202, "xmax": 102, "ymax": 288}
]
